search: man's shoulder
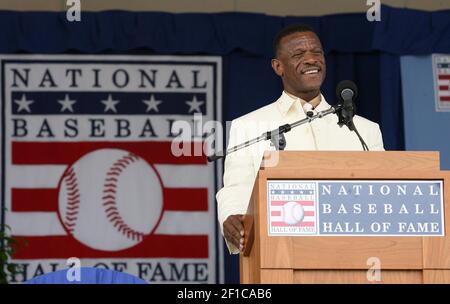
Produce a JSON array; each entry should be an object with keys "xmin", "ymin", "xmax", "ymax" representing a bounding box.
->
[
  {"xmin": 353, "ymin": 114, "xmax": 380, "ymax": 128},
  {"xmin": 352, "ymin": 115, "xmax": 381, "ymax": 135}
]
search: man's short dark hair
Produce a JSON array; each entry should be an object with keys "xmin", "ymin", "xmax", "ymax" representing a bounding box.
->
[{"xmin": 273, "ymin": 23, "xmax": 317, "ymax": 58}]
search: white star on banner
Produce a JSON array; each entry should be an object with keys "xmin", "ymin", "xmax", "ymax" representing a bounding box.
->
[
  {"xmin": 101, "ymin": 94, "xmax": 120, "ymax": 113},
  {"xmin": 142, "ymin": 94, "xmax": 163, "ymax": 113},
  {"xmin": 14, "ymin": 94, "xmax": 34, "ymax": 113},
  {"xmin": 58, "ymin": 94, "xmax": 77, "ymax": 113},
  {"xmin": 186, "ymin": 95, "xmax": 204, "ymax": 113}
]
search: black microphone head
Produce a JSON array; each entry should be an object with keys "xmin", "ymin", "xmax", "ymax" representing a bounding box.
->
[
  {"xmin": 335, "ymin": 80, "xmax": 357, "ymax": 130},
  {"xmin": 336, "ymin": 80, "xmax": 358, "ymax": 102}
]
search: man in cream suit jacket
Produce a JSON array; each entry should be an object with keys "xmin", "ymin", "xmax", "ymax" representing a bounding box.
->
[{"xmin": 216, "ymin": 24, "xmax": 385, "ymax": 254}]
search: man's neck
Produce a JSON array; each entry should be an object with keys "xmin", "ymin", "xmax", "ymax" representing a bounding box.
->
[{"xmin": 284, "ymin": 90, "xmax": 321, "ymax": 108}]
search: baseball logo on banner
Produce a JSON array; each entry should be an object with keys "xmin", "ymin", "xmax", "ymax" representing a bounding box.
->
[
  {"xmin": 0, "ymin": 55, "xmax": 223, "ymax": 283},
  {"xmin": 268, "ymin": 182, "xmax": 317, "ymax": 235}
]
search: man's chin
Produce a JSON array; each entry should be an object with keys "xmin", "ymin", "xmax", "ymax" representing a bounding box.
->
[
  {"xmin": 298, "ymin": 78, "xmax": 323, "ymax": 91},
  {"xmin": 298, "ymin": 85, "xmax": 322, "ymax": 94}
]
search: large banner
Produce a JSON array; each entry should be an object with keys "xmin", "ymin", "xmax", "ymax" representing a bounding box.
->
[
  {"xmin": 0, "ymin": 55, "xmax": 223, "ymax": 283},
  {"xmin": 400, "ymin": 54, "xmax": 450, "ymax": 170}
]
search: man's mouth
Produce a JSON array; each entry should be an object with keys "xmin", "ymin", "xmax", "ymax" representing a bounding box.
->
[{"xmin": 301, "ymin": 67, "xmax": 321, "ymax": 75}]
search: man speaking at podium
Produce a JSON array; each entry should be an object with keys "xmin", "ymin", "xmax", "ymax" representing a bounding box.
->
[{"xmin": 216, "ymin": 24, "xmax": 385, "ymax": 254}]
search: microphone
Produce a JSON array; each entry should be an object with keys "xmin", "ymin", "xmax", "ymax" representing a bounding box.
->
[
  {"xmin": 303, "ymin": 102, "xmax": 314, "ymax": 118},
  {"xmin": 336, "ymin": 80, "xmax": 358, "ymax": 131},
  {"xmin": 335, "ymin": 80, "xmax": 369, "ymax": 151}
]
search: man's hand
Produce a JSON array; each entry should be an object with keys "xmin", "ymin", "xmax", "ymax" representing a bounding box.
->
[{"xmin": 223, "ymin": 214, "xmax": 245, "ymax": 252}]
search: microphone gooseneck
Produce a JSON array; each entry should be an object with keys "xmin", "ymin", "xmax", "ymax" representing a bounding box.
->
[
  {"xmin": 336, "ymin": 80, "xmax": 369, "ymax": 151},
  {"xmin": 207, "ymin": 81, "xmax": 372, "ymax": 162},
  {"xmin": 206, "ymin": 104, "xmax": 341, "ymax": 162}
]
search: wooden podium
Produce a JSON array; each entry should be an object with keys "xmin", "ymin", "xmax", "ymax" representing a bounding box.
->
[{"xmin": 240, "ymin": 151, "xmax": 450, "ymax": 284}]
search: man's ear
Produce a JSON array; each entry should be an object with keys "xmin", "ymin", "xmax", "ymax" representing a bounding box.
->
[{"xmin": 271, "ymin": 58, "xmax": 283, "ymax": 77}]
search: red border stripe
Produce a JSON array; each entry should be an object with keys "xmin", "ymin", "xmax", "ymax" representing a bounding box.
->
[
  {"xmin": 12, "ymin": 235, "xmax": 208, "ymax": 259},
  {"xmin": 270, "ymin": 211, "xmax": 314, "ymax": 217},
  {"xmin": 439, "ymin": 75, "xmax": 450, "ymax": 80},
  {"xmin": 270, "ymin": 201, "xmax": 314, "ymax": 206},
  {"xmin": 440, "ymin": 96, "xmax": 450, "ymax": 102},
  {"xmin": 164, "ymin": 188, "xmax": 208, "ymax": 211},
  {"xmin": 12, "ymin": 188, "xmax": 58, "ymax": 212},
  {"xmin": 439, "ymin": 85, "xmax": 449, "ymax": 91},
  {"xmin": 12, "ymin": 188, "xmax": 208, "ymax": 212},
  {"xmin": 271, "ymin": 221, "xmax": 315, "ymax": 227},
  {"xmin": 12, "ymin": 141, "xmax": 206, "ymax": 165}
]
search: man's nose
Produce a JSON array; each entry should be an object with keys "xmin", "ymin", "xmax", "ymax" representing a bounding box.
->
[{"xmin": 303, "ymin": 52, "xmax": 319, "ymax": 64}]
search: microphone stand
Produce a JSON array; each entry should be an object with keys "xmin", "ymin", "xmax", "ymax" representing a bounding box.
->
[
  {"xmin": 207, "ymin": 104, "xmax": 343, "ymax": 162},
  {"xmin": 337, "ymin": 99, "xmax": 369, "ymax": 151}
]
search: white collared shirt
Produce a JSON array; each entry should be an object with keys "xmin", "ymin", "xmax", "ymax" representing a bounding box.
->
[{"xmin": 216, "ymin": 91, "xmax": 385, "ymax": 253}]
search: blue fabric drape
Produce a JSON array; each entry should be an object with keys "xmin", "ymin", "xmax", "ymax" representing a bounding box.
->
[
  {"xmin": 1, "ymin": 5, "xmax": 449, "ymax": 283},
  {"xmin": 25, "ymin": 267, "xmax": 147, "ymax": 284},
  {"xmin": 372, "ymin": 7, "xmax": 450, "ymax": 54},
  {"xmin": 2, "ymin": 6, "xmax": 448, "ymax": 55}
]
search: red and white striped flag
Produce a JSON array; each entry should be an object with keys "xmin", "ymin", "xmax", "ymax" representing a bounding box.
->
[{"xmin": 434, "ymin": 54, "xmax": 450, "ymax": 111}]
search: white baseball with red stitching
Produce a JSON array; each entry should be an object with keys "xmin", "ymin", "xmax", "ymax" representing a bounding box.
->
[
  {"xmin": 58, "ymin": 148, "xmax": 163, "ymax": 251},
  {"xmin": 282, "ymin": 202, "xmax": 304, "ymax": 225}
]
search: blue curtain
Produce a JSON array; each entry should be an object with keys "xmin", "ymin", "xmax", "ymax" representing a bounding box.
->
[
  {"xmin": 25, "ymin": 267, "xmax": 147, "ymax": 284},
  {"xmin": 0, "ymin": 5, "xmax": 449, "ymax": 283}
]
